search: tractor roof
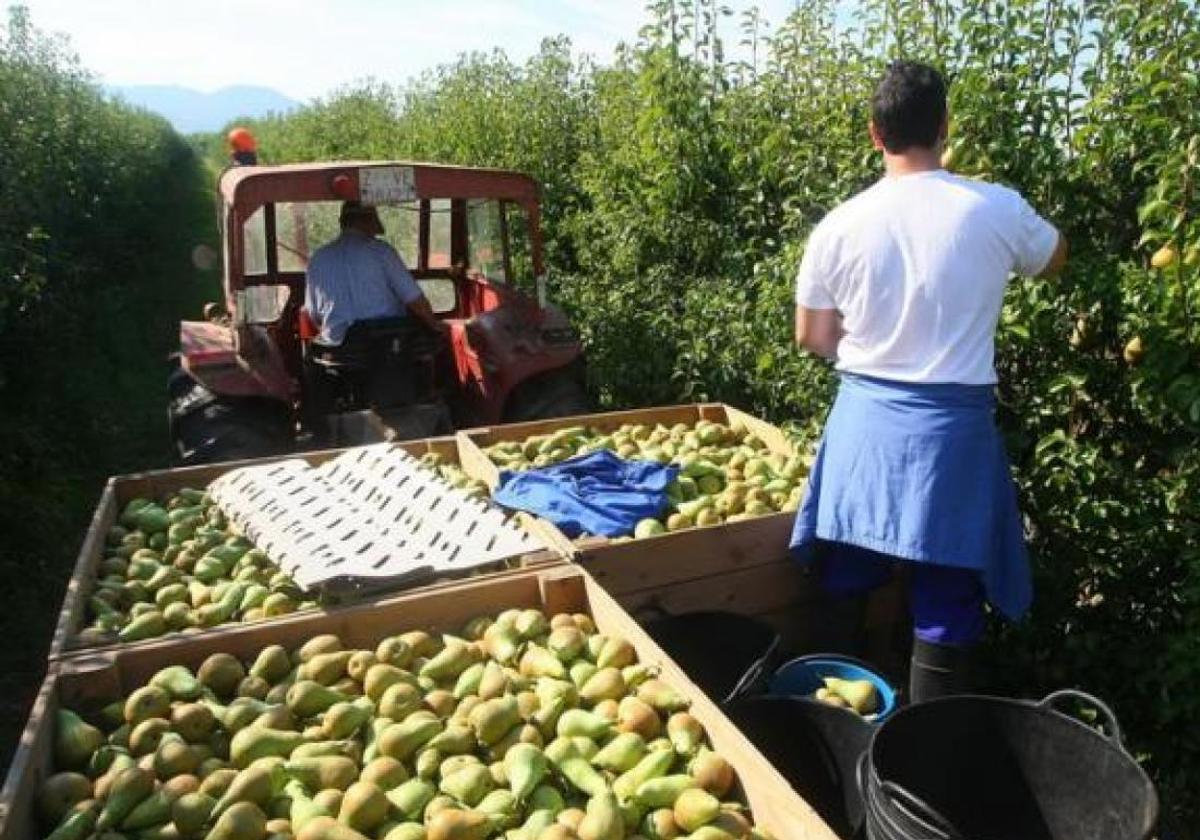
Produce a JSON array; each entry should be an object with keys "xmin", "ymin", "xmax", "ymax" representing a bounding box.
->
[{"xmin": 219, "ymin": 161, "xmax": 540, "ymax": 213}]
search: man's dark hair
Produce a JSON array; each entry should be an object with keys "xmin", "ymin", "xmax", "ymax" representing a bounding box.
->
[{"xmin": 871, "ymin": 61, "xmax": 947, "ymax": 153}]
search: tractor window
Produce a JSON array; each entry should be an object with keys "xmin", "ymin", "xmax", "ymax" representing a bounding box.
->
[
  {"xmin": 467, "ymin": 200, "xmax": 505, "ymax": 282},
  {"xmin": 243, "ymin": 207, "xmax": 268, "ymax": 275},
  {"xmin": 504, "ymin": 202, "xmax": 535, "ymax": 292},
  {"xmin": 428, "ymin": 199, "xmax": 452, "ymax": 268},
  {"xmin": 275, "ymin": 202, "xmax": 420, "ymax": 271}
]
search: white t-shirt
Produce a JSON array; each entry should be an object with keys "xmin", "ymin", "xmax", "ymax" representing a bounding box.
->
[{"xmin": 795, "ymin": 169, "xmax": 1058, "ymax": 384}]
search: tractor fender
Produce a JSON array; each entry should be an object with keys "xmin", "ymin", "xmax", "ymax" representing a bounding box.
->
[{"xmin": 179, "ymin": 320, "xmax": 294, "ymax": 403}]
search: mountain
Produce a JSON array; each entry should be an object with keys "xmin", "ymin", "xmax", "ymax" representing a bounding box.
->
[{"xmin": 106, "ymin": 84, "xmax": 300, "ymax": 134}]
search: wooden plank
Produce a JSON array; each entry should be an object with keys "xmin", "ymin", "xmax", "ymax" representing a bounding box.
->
[
  {"xmin": 49, "ymin": 436, "xmax": 563, "ymax": 662},
  {"xmin": 614, "ymin": 559, "xmax": 816, "ymax": 619},
  {"xmin": 4, "ymin": 567, "xmax": 838, "ymax": 840},
  {"xmin": 577, "ymin": 515, "xmax": 792, "ymax": 594}
]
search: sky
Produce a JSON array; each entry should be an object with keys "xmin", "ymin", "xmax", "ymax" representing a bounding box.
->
[{"xmin": 20, "ymin": 0, "xmax": 800, "ymax": 101}]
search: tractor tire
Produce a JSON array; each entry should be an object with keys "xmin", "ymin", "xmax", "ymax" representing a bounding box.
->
[
  {"xmin": 504, "ymin": 362, "xmax": 592, "ymax": 423},
  {"xmin": 169, "ymin": 359, "xmax": 293, "ymax": 465}
]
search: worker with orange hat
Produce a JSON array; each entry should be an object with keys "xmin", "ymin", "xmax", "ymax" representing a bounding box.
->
[{"xmin": 228, "ymin": 127, "xmax": 258, "ymax": 166}]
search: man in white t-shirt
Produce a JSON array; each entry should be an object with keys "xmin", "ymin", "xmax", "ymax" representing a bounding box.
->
[{"xmin": 791, "ymin": 61, "xmax": 1067, "ymax": 701}]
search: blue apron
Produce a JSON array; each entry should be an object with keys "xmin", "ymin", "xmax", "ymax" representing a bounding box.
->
[{"xmin": 790, "ymin": 373, "xmax": 1031, "ymax": 622}]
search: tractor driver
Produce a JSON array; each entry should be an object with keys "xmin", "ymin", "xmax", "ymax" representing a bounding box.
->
[{"xmin": 304, "ymin": 200, "xmax": 447, "ymax": 346}]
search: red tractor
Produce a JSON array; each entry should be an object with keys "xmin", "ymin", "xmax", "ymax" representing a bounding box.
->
[{"xmin": 170, "ymin": 160, "xmax": 588, "ymax": 463}]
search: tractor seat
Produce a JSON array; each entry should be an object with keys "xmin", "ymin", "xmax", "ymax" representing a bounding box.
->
[{"xmin": 308, "ymin": 317, "xmax": 416, "ymax": 371}]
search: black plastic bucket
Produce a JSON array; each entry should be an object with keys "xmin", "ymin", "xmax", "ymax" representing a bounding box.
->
[
  {"xmin": 860, "ymin": 690, "xmax": 1158, "ymax": 840},
  {"xmin": 640, "ymin": 610, "xmax": 780, "ymax": 703},
  {"xmin": 725, "ymin": 695, "xmax": 873, "ymax": 839}
]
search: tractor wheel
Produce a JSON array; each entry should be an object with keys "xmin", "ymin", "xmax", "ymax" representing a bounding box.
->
[
  {"xmin": 169, "ymin": 360, "xmax": 293, "ymax": 464},
  {"xmin": 504, "ymin": 362, "xmax": 591, "ymax": 423}
]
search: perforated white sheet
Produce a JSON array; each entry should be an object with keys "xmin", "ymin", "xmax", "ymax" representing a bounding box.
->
[{"xmin": 207, "ymin": 444, "xmax": 541, "ymax": 594}]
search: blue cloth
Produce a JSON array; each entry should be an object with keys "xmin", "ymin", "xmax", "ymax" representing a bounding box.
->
[
  {"xmin": 791, "ymin": 372, "xmax": 1031, "ymax": 622},
  {"xmin": 493, "ymin": 450, "xmax": 679, "ymax": 539},
  {"xmin": 305, "ymin": 230, "xmax": 424, "ymax": 346},
  {"xmin": 816, "ymin": 543, "xmax": 986, "ymax": 645}
]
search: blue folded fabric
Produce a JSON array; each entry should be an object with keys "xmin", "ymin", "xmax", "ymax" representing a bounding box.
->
[{"xmin": 493, "ymin": 450, "xmax": 680, "ymax": 538}]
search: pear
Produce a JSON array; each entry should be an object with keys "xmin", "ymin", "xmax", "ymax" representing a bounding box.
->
[
  {"xmin": 666, "ymin": 714, "xmax": 704, "ymax": 756},
  {"xmin": 173, "ymin": 792, "xmax": 217, "ymax": 838},
  {"xmin": 364, "ymin": 665, "xmax": 413, "ymax": 703},
  {"xmin": 424, "ymin": 809, "xmax": 491, "ymax": 840},
  {"xmin": 424, "ymin": 690, "xmax": 458, "ymax": 719},
  {"xmin": 579, "ymin": 669, "xmax": 626, "ymax": 705},
  {"xmin": 546, "ymin": 627, "xmax": 585, "ymax": 663},
  {"xmin": 504, "ymin": 743, "xmax": 548, "ymax": 804},
  {"xmin": 312, "ymin": 790, "xmax": 344, "ymax": 814},
  {"xmin": 296, "ymin": 634, "xmax": 343, "ymax": 663},
  {"xmin": 213, "ymin": 761, "xmax": 285, "ymax": 817},
  {"xmin": 120, "ymin": 787, "xmax": 177, "ymax": 831},
  {"xmin": 596, "ymin": 638, "xmax": 636, "ymax": 670},
  {"xmin": 612, "ymin": 751, "xmax": 675, "ymax": 803},
  {"xmin": 672, "ymin": 789, "xmax": 718, "ymax": 833},
  {"xmin": 282, "ymin": 756, "xmax": 358, "ymax": 791},
  {"xmin": 286, "ymin": 681, "xmax": 349, "ymax": 718},
  {"xmin": 290, "ymin": 740, "xmax": 361, "ymax": 762},
  {"xmin": 125, "ymin": 687, "xmax": 172, "ymax": 726},
  {"xmin": 823, "ymin": 677, "xmax": 878, "ymax": 715},
  {"xmin": 375, "ymin": 637, "xmax": 414, "ymax": 669},
  {"xmin": 282, "ymin": 780, "xmax": 329, "ymax": 834},
  {"xmin": 378, "ymin": 682, "xmax": 423, "ymax": 721},
  {"xmin": 385, "ymin": 779, "xmax": 437, "ymax": 821},
  {"xmin": 337, "ymin": 781, "xmax": 389, "ymax": 834},
  {"xmin": 557, "ymin": 809, "xmax": 586, "ymax": 832},
  {"xmin": 635, "ymin": 775, "xmax": 696, "ymax": 809},
  {"xmin": 689, "ymin": 751, "xmax": 734, "ymax": 798},
  {"xmin": 569, "ymin": 663, "xmax": 598, "ymax": 691},
  {"xmin": 519, "ymin": 647, "xmax": 566, "ymax": 680},
  {"xmin": 37, "ymin": 772, "xmax": 93, "ymax": 826},
  {"xmin": 553, "ymin": 756, "xmax": 608, "ymax": 799},
  {"xmin": 438, "ymin": 764, "xmax": 494, "ymax": 807},
  {"xmin": 452, "ymin": 663, "xmax": 485, "ymax": 700},
  {"xmin": 238, "ymin": 676, "xmax": 271, "ymax": 701},
  {"xmin": 577, "ymin": 792, "xmax": 623, "ymax": 840},
  {"xmin": 43, "ymin": 802, "xmax": 98, "ymax": 840},
  {"xmin": 424, "ymin": 724, "xmax": 476, "ymax": 756},
  {"xmin": 299, "ymin": 652, "xmax": 354, "ymax": 686},
  {"xmin": 556, "ymin": 710, "xmax": 613, "ymax": 742},
  {"xmin": 96, "ymin": 766, "xmax": 155, "ymax": 831},
  {"xmin": 200, "ymin": 768, "xmax": 239, "ymax": 799},
  {"xmin": 172, "ymin": 703, "xmax": 217, "ymax": 742},
  {"xmin": 249, "ymin": 647, "xmax": 292, "ymax": 684},
  {"xmin": 360, "ymin": 756, "xmax": 408, "ymax": 790},
  {"xmin": 154, "ymin": 738, "xmax": 202, "ymax": 779},
  {"xmin": 382, "ymin": 824, "xmax": 427, "ymax": 840},
  {"xmin": 468, "ymin": 696, "xmax": 520, "ymax": 746},
  {"xmin": 229, "ymin": 728, "xmax": 305, "ymax": 769},
  {"xmin": 616, "ymin": 697, "xmax": 662, "ymax": 740},
  {"xmin": 420, "ymin": 643, "xmax": 479, "ymax": 682},
  {"xmin": 150, "ymin": 666, "xmax": 204, "ymax": 701},
  {"xmin": 199, "ymin": 654, "xmax": 247, "ymax": 700},
  {"xmin": 130, "ymin": 718, "xmax": 172, "ymax": 756},
  {"xmin": 378, "ymin": 717, "xmax": 443, "ymax": 761},
  {"xmin": 636, "ymin": 680, "xmax": 689, "ymax": 713},
  {"xmin": 205, "ymin": 801, "xmax": 267, "ymax": 840},
  {"xmin": 591, "ymin": 732, "xmax": 647, "ymax": 774},
  {"xmin": 475, "ymin": 662, "xmax": 509, "ymax": 701},
  {"xmin": 321, "ymin": 698, "xmax": 374, "ymax": 740},
  {"xmin": 640, "ymin": 809, "xmax": 679, "ymax": 840},
  {"xmin": 54, "ymin": 711, "xmax": 105, "ymax": 771},
  {"xmin": 346, "ymin": 651, "xmax": 377, "ymax": 683}
]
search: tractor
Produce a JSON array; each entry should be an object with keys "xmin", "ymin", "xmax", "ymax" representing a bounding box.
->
[{"xmin": 169, "ymin": 159, "xmax": 589, "ymax": 463}]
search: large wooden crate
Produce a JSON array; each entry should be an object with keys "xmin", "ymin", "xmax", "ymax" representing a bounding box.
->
[
  {"xmin": 456, "ymin": 405, "xmax": 907, "ymax": 660},
  {"xmin": 49, "ymin": 438, "xmax": 563, "ymax": 662},
  {"xmin": 2, "ymin": 567, "xmax": 838, "ymax": 840}
]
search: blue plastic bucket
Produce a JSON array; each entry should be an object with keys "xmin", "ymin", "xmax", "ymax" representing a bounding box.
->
[{"xmin": 771, "ymin": 654, "xmax": 898, "ymax": 723}]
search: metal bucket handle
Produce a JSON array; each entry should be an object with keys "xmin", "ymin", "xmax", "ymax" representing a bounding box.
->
[
  {"xmin": 857, "ymin": 752, "xmax": 964, "ymax": 840},
  {"xmin": 1039, "ymin": 689, "xmax": 1125, "ymax": 749}
]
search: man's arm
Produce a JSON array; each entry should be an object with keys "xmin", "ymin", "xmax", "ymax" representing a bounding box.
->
[
  {"xmin": 407, "ymin": 295, "xmax": 448, "ymax": 335},
  {"xmin": 795, "ymin": 307, "xmax": 844, "ymax": 360},
  {"xmin": 1038, "ymin": 231, "xmax": 1069, "ymax": 278}
]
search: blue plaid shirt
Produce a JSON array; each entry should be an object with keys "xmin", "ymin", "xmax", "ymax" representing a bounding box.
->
[{"xmin": 305, "ymin": 230, "xmax": 423, "ymax": 346}]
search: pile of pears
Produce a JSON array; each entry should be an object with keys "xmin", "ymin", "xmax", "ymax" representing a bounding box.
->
[
  {"xmin": 417, "ymin": 454, "xmax": 491, "ymax": 501},
  {"xmin": 482, "ymin": 421, "xmax": 810, "ymax": 540},
  {"xmin": 813, "ymin": 678, "xmax": 879, "ymax": 718},
  {"xmin": 43, "ymin": 609, "xmax": 772, "ymax": 840},
  {"xmin": 80, "ymin": 489, "xmax": 316, "ymax": 647}
]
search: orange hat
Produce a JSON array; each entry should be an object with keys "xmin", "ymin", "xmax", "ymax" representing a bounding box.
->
[{"xmin": 227, "ymin": 127, "xmax": 257, "ymax": 153}]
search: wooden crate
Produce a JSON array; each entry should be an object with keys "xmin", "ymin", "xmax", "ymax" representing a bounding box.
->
[
  {"xmin": 2, "ymin": 567, "xmax": 838, "ymax": 840},
  {"xmin": 456, "ymin": 402, "xmax": 798, "ymax": 559},
  {"xmin": 49, "ymin": 438, "xmax": 563, "ymax": 662}
]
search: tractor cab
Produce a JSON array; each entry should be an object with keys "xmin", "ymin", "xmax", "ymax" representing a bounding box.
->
[{"xmin": 171, "ymin": 160, "xmax": 586, "ymax": 463}]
